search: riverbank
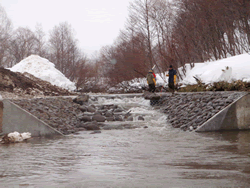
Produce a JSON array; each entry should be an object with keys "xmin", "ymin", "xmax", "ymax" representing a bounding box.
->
[
  {"xmin": 6, "ymin": 91, "xmax": 248, "ymax": 135},
  {"xmin": 11, "ymin": 95, "xmax": 146, "ymax": 135},
  {"xmin": 154, "ymin": 91, "xmax": 247, "ymax": 131}
]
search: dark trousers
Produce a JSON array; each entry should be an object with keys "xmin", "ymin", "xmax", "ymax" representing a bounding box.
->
[
  {"xmin": 168, "ymin": 82, "xmax": 175, "ymax": 94},
  {"xmin": 149, "ymin": 84, "xmax": 156, "ymax": 93}
]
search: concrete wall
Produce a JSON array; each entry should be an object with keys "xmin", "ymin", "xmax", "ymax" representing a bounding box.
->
[
  {"xmin": 196, "ymin": 93, "xmax": 250, "ymax": 132},
  {"xmin": 2, "ymin": 99, "xmax": 63, "ymax": 137},
  {"xmin": 0, "ymin": 101, "xmax": 3, "ymax": 133}
]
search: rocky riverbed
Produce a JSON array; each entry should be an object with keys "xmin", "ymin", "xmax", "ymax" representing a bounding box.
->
[
  {"xmin": 152, "ymin": 91, "xmax": 247, "ymax": 131},
  {"xmin": 11, "ymin": 95, "xmax": 145, "ymax": 135},
  {"xmin": 10, "ymin": 91, "xmax": 247, "ymax": 135}
]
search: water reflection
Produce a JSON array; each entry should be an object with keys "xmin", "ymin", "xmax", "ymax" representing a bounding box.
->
[
  {"xmin": 1, "ymin": 129, "xmax": 250, "ymax": 188},
  {"xmin": 200, "ymin": 131, "xmax": 250, "ymax": 155}
]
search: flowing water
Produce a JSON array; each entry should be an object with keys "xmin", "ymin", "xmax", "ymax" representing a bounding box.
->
[{"xmin": 1, "ymin": 96, "xmax": 250, "ymax": 188}]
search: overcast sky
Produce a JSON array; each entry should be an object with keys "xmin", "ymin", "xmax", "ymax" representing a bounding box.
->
[{"xmin": 0, "ymin": 0, "xmax": 132, "ymax": 57}]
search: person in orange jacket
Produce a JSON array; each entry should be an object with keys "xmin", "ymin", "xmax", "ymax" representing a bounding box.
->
[
  {"xmin": 147, "ymin": 70, "xmax": 156, "ymax": 93},
  {"xmin": 166, "ymin": 65, "xmax": 177, "ymax": 94}
]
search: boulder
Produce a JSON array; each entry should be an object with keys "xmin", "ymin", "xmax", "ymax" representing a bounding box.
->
[
  {"xmin": 102, "ymin": 124, "xmax": 123, "ymax": 130},
  {"xmin": 138, "ymin": 116, "xmax": 145, "ymax": 121},
  {"xmin": 106, "ymin": 117, "xmax": 115, "ymax": 121},
  {"xmin": 87, "ymin": 106, "xmax": 96, "ymax": 113},
  {"xmin": 104, "ymin": 110, "xmax": 113, "ymax": 117},
  {"xmin": 92, "ymin": 115, "xmax": 106, "ymax": 122},
  {"xmin": 143, "ymin": 91, "xmax": 161, "ymax": 100},
  {"xmin": 126, "ymin": 116, "xmax": 133, "ymax": 121},
  {"xmin": 90, "ymin": 130, "xmax": 102, "ymax": 134},
  {"xmin": 79, "ymin": 106, "xmax": 87, "ymax": 112},
  {"xmin": 73, "ymin": 94, "xmax": 89, "ymax": 105},
  {"xmin": 79, "ymin": 116, "xmax": 92, "ymax": 122},
  {"xmin": 79, "ymin": 122, "xmax": 100, "ymax": 130},
  {"xmin": 94, "ymin": 111, "xmax": 102, "ymax": 116},
  {"xmin": 114, "ymin": 108, "xmax": 123, "ymax": 113},
  {"xmin": 122, "ymin": 124, "xmax": 134, "ymax": 129},
  {"xmin": 114, "ymin": 115, "xmax": 123, "ymax": 121}
]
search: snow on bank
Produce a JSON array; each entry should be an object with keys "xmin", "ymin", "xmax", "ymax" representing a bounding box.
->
[
  {"xmin": 179, "ymin": 53, "xmax": 250, "ymax": 85},
  {"xmin": 10, "ymin": 55, "xmax": 76, "ymax": 91},
  {"xmin": 121, "ymin": 53, "xmax": 250, "ymax": 89}
]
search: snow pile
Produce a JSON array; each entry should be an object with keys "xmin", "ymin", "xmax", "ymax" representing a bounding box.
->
[
  {"xmin": 8, "ymin": 132, "xmax": 31, "ymax": 142},
  {"xmin": 179, "ymin": 53, "xmax": 250, "ymax": 85},
  {"xmin": 10, "ymin": 55, "xmax": 76, "ymax": 91},
  {"xmin": 0, "ymin": 132, "xmax": 31, "ymax": 144}
]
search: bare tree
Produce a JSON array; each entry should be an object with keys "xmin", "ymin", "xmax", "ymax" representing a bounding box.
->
[
  {"xmin": 34, "ymin": 23, "xmax": 47, "ymax": 57},
  {"xmin": 48, "ymin": 22, "xmax": 86, "ymax": 81},
  {"xmin": 9, "ymin": 27, "xmax": 38, "ymax": 64},
  {"xmin": 0, "ymin": 5, "xmax": 13, "ymax": 67},
  {"xmin": 127, "ymin": 0, "xmax": 157, "ymax": 68}
]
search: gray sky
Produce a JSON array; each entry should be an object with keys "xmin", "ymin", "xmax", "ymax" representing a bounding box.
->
[{"xmin": 0, "ymin": 0, "xmax": 132, "ymax": 57}]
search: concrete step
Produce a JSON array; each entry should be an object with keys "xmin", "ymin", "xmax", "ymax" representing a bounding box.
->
[
  {"xmin": 1, "ymin": 99, "xmax": 63, "ymax": 137},
  {"xmin": 196, "ymin": 93, "xmax": 250, "ymax": 132}
]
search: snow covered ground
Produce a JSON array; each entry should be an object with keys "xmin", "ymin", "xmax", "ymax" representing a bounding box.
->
[
  {"xmin": 179, "ymin": 53, "xmax": 250, "ymax": 85},
  {"xmin": 10, "ymin": 55, "xmax": 76, "ymax": 91},
  {"xmin": 122, "ymin": 53, "xmax": 250, "ymax": 88}
]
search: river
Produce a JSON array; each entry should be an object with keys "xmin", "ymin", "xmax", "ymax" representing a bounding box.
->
[{"xmin": 1, "ymin": 96, "xmax": 250, "ymax": 188}]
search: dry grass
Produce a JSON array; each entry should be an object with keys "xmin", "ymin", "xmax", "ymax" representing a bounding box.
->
[{"xmin": 178, "ymin": 80, "xmax": 250, "ymax": 92}]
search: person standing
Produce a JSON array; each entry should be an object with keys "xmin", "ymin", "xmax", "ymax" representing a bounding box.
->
[
  {"xmin": 166, "ymin": 65, "xmax": 177, "ymax": 94},
  {"xmin": 146, "ymin": 70, "xmax": 156, "ymax": 93}
]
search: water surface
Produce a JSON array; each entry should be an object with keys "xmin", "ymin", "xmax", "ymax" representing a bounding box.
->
[{"xmin": 1, "ymin": 97, "xmax": 250, "ymax": 188}]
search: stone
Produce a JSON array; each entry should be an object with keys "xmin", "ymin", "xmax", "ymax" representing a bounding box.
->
[
  {"xmin": 106, "ymin": 117, "xmax": 115, "ymax": 121},
  {"xmin": 10, "ymin": 91, "xmax": 246, "ymax": 134},
  {"xmin": 79, "ymin": 116, "xmax": 92, "ymax": 122},
  {"xmin": 114, "ymin": 115, "xmax": 123, "ymax": 121},
  {"xmin": 79, "ymin": 122, "xmax": 100, "ymax": 130},
  {"xmin": 94, "ymin": 111, "xmax": 102, "ymax": 116},
  {"xmin": 114, "ymin": 108, "xmax": 123, "ymax": 113},
  {"xmin": 138, "ymin": 116, "xmax": 145, "ymax": 121},
  {"xmin": 79, "ymin": 106, "xmax": 87, "ymax": 112},
  {"xmin": 126, "ymin": 116, "xmax": 133, "ymax": 121},
  {"xmin": 92, "ymin": 115, "xmax": 106, "ymax": 122},
  {"xmin": 87, "ymin": 106, "xmax": 96, "ymax": 113},
  {"xmin": 102, "ymin": 124, "xmax": 123, "ymax": 130},
  {"xmin": 122, "ymin": 124, "xmax": 135, "ymax": 129},
  {"xmin": 143, "ymin": 91, "xmax": 160, "ymax": 100},
  {"xmin": 195, "ymin": 117, "xmax": 203, "ymax": 124},
  {"xmin": 105, "ymin": 111, "xmax": 113, "ymax": 117},
  {"xmin": 207, "ymin": 101, "xmax": 213, "ymax": 106},
  {"xmin": 90, "ymin": 130, "xmax": 102, "ymax": 134},
  {"xmin": 73, "ymin": 94, "xmax": 89, "ymax": 105}
]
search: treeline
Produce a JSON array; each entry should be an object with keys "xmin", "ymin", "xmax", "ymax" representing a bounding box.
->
[
  {"xmin": 98, "ymin": 0, "xmax": 250, "ymax": 84},
  {"xmin": 0, "ymin": 0, "xmax": 249, "ymax": 90},
  {"xmin": 0, "ymin": 5, "xmax": 91, "ymax": 89}
]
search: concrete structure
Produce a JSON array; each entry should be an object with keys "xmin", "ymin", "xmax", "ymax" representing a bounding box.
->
[
  {"xmin": 196, "ymin": 93, "xmax": 250, "ymax": 132},
  {"xmin": 0, "ymin": 101, "xmax": 3, "ymax": 133},
  {"xmin": 1, "ymin": 99, "xmax": 63, "ymax": 137},
  {"xmin": 1, "ymin": 92, "xmax": 249, "ymax": 136}
]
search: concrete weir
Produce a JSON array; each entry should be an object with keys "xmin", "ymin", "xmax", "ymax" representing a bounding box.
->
[
  {"xmin": 196, "ymin": 93, "xmax": 250, "ymax": 132},
  {"xmin": 1, "ymin": 99, "xmax": 63, "ymax": 137},
  {"xmin": 0, "ymin": 92, "xmax": 249, "ymax": 136}
]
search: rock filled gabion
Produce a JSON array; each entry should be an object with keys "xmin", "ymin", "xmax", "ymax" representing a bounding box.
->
[
  {"xmin": 155, "ymin": 92, "xmax": 246, "ymax": 131},
  {"xmin": 11, "ymin": 96, "xmax": 143, "ymax": 135}
]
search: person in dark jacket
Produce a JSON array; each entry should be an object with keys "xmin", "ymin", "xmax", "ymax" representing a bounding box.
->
[
  {"xmin": 147, "ymin": 70, "xmax": 156, "ymax": 93},
  {"xmin": 166, "ymin": 65, "xmax": 177, "ymax": 94}
]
